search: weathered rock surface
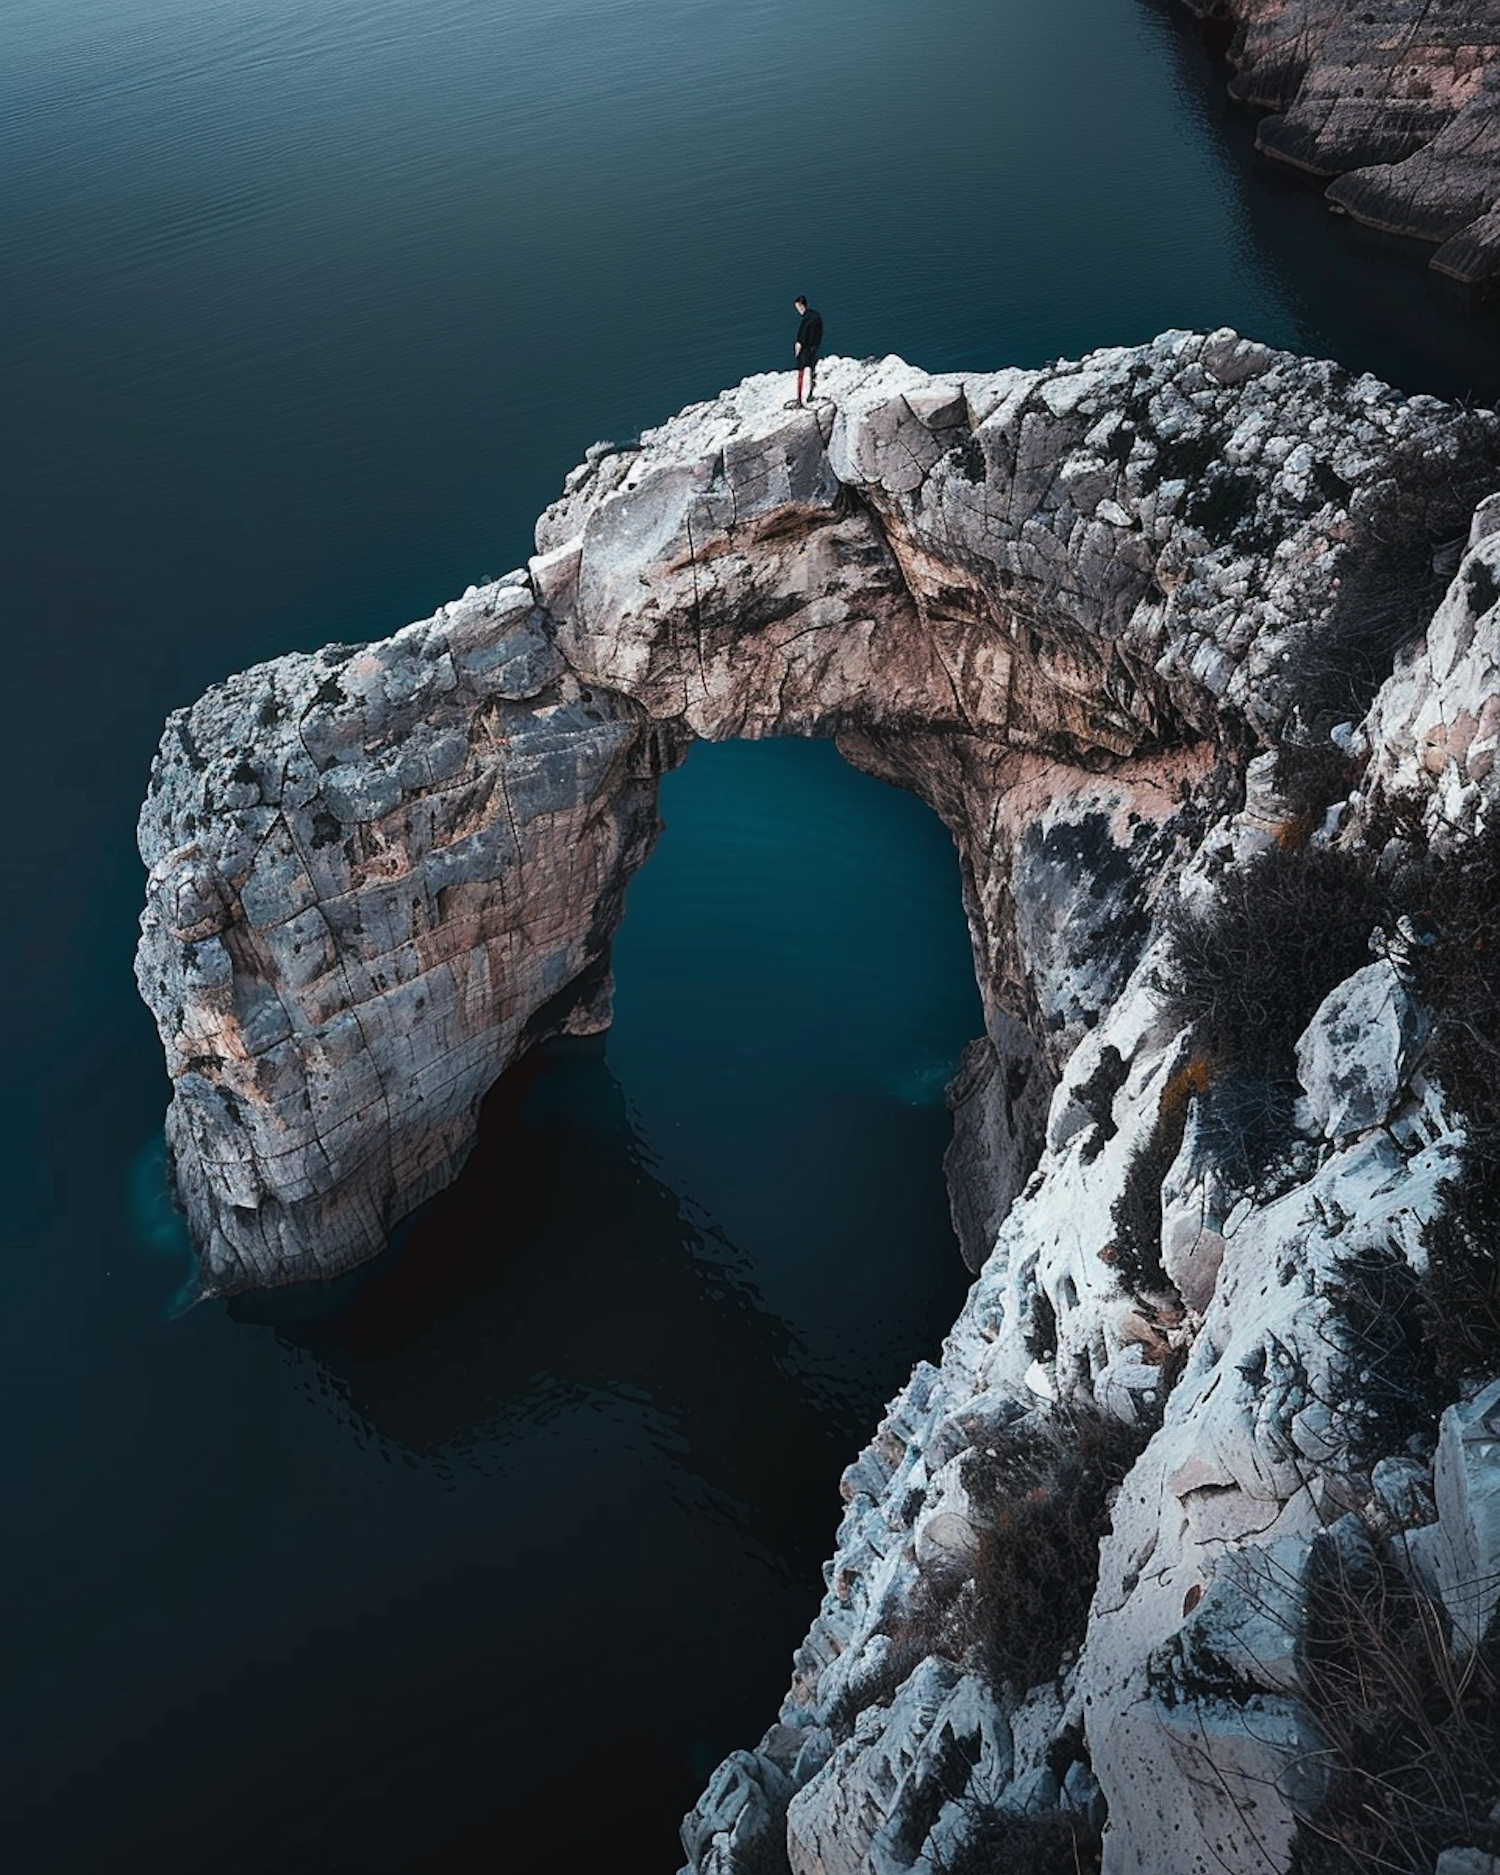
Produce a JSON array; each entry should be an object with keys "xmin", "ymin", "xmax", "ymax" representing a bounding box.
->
[
  {"xmin": 135, "ymin": 586, "xmax": 680, "ymax": 1291},
  {"xmin": 1358, "ymin": 491, "xmax": 1500, "ymax": 840},
  {"xmin": 139, "ymin": 336, "xmax": 1494, "ymax": 1292},
  {"xmin": 683, "ymin": 494, "xmax": 1500, "ymax": 1875},
  {"xmin": 1179, "ymin": 0, "xmax": 1500, "ymax": 283},
  {"xmin": 136, "ymin": 337, "xmax": 1500, "ymax": 1871}
]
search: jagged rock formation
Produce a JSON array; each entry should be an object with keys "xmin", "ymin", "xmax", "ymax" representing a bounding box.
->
[
  {"xmin": 140, "ymin": 335, "xmax": 1488, "ymax": 1294},
  {"xmin": 1178, "ymin": 0, "xmax": 1500, "ymax": 284},
  {"xmin": 135, "ymin": 592, "xmax": 681, "ymax": 1290},
  {"xmin": 681, "ymin": 486, "xmax": 1500, "ymax": 1875},
  {"xmin": 137, "ymin": 337, "xmax": 1500, "ymax": 1871}
]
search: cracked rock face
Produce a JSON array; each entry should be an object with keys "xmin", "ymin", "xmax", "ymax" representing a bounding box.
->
[
  {"xmin": 1179, "ymin": 0, "xmax": 1500, "ymax": 283},
  {"xmin": 683, "ymin": 500, "xmax": 1500, "ymax": 1875},
  {"xmin": 135, "ymin": 586, "xmax": 678, "ymax": 1292}
]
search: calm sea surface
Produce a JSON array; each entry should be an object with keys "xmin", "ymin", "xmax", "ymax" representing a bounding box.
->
[{"xmin": 3, "ymin": 1, "xmax": 1497, "ymax": 1870}]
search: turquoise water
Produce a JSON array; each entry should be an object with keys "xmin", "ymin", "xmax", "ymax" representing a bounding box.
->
[{"xmin": 4, "ymin": 0, "xmax": 1498, "ymax": 1869}]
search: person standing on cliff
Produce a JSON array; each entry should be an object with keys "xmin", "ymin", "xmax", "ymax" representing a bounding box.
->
[{"xmin": 791, "ymin": 296, "xmax": 823, "ymax": 406}]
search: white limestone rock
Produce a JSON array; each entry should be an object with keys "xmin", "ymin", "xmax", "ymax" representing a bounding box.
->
[
  {"xmin": 1295, "ymin": 959, "xmax": 1429, "ymax": 1141},
  {"xmin": 1406, "ymin": 1378, "xmax": 1500, "ymax": 1656},
  {"xmin": 1359, "ymin": 521, "xmax": 1500, "ymax": 843},
  {"xmin": 133, "ymin": 346, "xmax": 1500, "ymax": 1873}
]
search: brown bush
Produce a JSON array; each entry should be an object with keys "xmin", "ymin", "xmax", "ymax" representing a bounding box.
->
[
  {"xmin": 961, "ymin": 1404, "xmax": 1150, "ymax": 1693},
  {"xmin": 1292, "ymin": 1528, "xmax": 1500, "ymax": 1875},
  {"xmin": 1108, "ymin": 1053, "xmax": 1210, "ymax": 1297}
]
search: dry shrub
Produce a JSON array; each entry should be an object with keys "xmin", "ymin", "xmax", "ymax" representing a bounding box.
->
[
  {"xmin": 1321, "ymin": 1246, "xmax": 1445, "ymax": 1462},
  {"xmin": 731, "ymin": 1814, "xmax": 793, "ymax": 1875},
  {"xmin": 825, "ymin": 1590, "xmax": 967, "ymax": 1740},
  {"xmin": 1109, "ymin": 1053, "xmax": 1210, "ymax": 1296},
  {"xmin": 1420, "ymin": 1160, "xmax": 1500, "ymax": 1384},
  {"xmin": 961, "ymin": 1404, "xmax": 1150, "ymax": 1693},
  {"xmin": 1272, "ymin": 738, "xmax": 1360, "ymax": 832},
  {"xmin": 1399, "ymin": 817, "xmax": 1500, "ymax": 1380},
  {"xmin": 1160, "ymin": 843, "xmax": 1378, "ymax": 1070},
  {"xmin": 831, "ymin": 1406, "xmax": 1150, "ymax": 1737},
  {"xmin": 1157, "ymin": 842, "xmax": 1378, "ymax": 1183},
  {"xmin": 938, "ymin": 1805, "xmax": 1102, "ymax": 1875},
  {"xmin": 1292, "ymin": 1529, "xmax": 1500, "ymax": 1875}
]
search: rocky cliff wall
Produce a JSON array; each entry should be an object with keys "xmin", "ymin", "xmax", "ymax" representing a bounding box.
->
[
  {"xmin": 136, "ymin": 337, "xmax": 1500, "ymax": 1870},
  {"xmin": 683, "ymin": 468, "xmax": 1500, "ymax": 1875},
  {"xmin": 1176, "ymin": 0, "xmax": 1500, "ymax": 284}
]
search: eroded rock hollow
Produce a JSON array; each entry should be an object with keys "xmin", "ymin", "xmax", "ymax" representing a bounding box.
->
[{"xmin": 138, "ymin": 334, "xmax": 1500, "ymax": 1872}]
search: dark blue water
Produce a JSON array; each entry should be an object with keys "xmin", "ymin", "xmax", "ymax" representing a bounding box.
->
[{"xmin": 4, "ymin": 1, "xmax": 1498, "ymax": 1870}]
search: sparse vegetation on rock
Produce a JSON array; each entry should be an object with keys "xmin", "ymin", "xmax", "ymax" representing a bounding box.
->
[
  {"xmin": 1156, "ymin": 842, "xmax": 1379, "ymax": 1181},
  {"xmin": 1292, "ymin": 1524, "xmax": 1500, "ymax": 1875},
  {"xmin": 960, "ymin": 1405, "xmax": 1150, "ymax": 1694}
]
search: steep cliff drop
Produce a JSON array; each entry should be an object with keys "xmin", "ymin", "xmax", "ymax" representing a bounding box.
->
[
  {"xmin": 137, "ymin": 334, "xmax": 1500, "ymax": 1873},
  {"xmin": 1176, "ymin": 0, "xmax": 1500, "ymax": 285}
]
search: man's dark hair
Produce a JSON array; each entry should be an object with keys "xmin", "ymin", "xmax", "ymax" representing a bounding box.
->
[{"xmin": 794, "ymin": 295, "xmax": 807, "ymax": 307}]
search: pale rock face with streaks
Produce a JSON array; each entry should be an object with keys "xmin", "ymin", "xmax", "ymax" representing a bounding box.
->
[{"xmin": 1179, "ymin": 0, "xmax": 1500, "ymax": 284}]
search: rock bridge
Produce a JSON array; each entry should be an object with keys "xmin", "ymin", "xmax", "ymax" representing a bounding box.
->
[{"xmin": 136, "ymin": 333, "xmax": 1497, "ymax": 1296}]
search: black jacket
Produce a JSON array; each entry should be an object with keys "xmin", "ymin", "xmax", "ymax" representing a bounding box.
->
[{"xmin": 796, "ymin": 307, "xmax": 823, "ymax": 356}]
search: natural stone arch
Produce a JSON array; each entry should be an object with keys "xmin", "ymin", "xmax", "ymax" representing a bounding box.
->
[{"xmin": 136, "ymin": 336, "xmax": 1500, "ymax": 1296}]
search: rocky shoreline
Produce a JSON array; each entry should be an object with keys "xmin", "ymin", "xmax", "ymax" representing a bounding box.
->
[
  {"xmin": 136, "ymin": 338, "xmax": 1500, "ymax": 1871},
  {"xmin": 1175, "ymin": 0, "xmax": 1500, "ymax": 285}
]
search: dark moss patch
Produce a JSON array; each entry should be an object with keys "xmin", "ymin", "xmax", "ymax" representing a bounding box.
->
[
  {"xmin": 1147, "ymin": 425, "xmax": 1223, "ymax": 492},
  {"xmin": 1183, "ymin": 463, "xmax": 1261, "ymax": 546},
  {"xmin": 309, "ymin": 809, "xmax": 344, "ymax": 850},
  {"xmin": 1466, "ymin": 553, "xmax": 1498, "ymax": 619},
  {"xmin": 1025, "ymin": 1279, "xmax": 1059, "ymax": 1366},
  {"xmin": 1075, "ymin": 1044, "xmax": 1128, "ymax": 1157}
]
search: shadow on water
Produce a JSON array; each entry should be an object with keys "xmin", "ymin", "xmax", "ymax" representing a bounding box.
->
[{"xmin": 231, "ymin": 1034, "xmax": 871, "ymax": 1583}]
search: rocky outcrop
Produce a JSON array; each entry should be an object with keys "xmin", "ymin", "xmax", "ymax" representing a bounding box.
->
[
  {"xmin": 135, "ymin": 588, "xmax": 681, "ymax": 1291},
  {"xmin": 1178, "ymin": 0, "xmax": 1500, "ymax": 284},
  {"xmin": 137, "ymin": 336, "xmax": 1500, "ymax": 1870},
  {"xmin": 683, "ymin": 479, "xmax": 1500, "ymax": 1875}
]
